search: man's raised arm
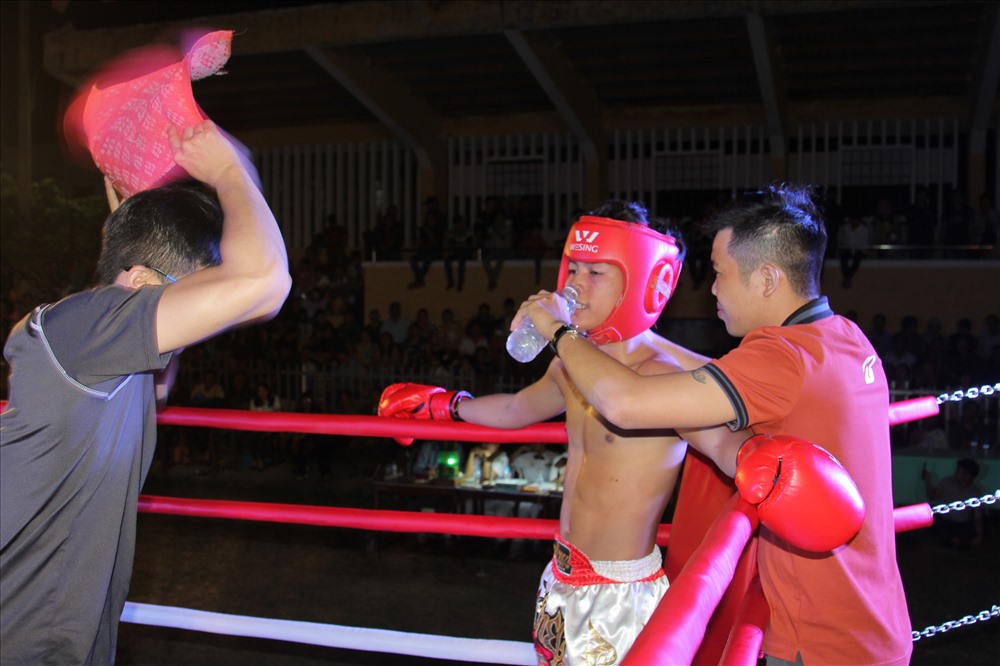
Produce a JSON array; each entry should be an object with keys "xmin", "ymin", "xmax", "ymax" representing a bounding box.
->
[{"xmin": 155, "ymin": 122, "xmax": 292, "ymax": 353}]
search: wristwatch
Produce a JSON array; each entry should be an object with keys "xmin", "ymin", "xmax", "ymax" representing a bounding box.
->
[{"xmin": 549, "ymin": 323, "xmax": 585, "ymax": 356}]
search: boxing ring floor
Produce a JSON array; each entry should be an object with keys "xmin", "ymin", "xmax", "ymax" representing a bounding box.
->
[{"xmin": 114, "ymin": 451, "xmax": 998, "ymax": 666}]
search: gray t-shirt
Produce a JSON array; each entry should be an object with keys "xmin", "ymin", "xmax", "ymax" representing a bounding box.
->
[{"xmin": 1, "ymin": 284, "xmax": 170, "ymax": 665}]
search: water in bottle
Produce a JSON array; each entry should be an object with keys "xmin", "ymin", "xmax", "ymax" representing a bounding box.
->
[{"xmin": 505, "ymin": 286, "xmax": 579, "ymax": 363}]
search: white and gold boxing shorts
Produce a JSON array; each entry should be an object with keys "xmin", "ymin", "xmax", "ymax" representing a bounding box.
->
[{"xmin": 533, "ymin": 535, "xmax": 668, "ymax": 666}]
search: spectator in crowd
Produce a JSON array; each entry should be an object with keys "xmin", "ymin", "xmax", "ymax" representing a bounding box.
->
[
  {"xmin": 871, "ymin": 197, "xmax": 901, "ymax": 258},
  {"xmin": 379, "ymin": 301, "xmax": 412, "ymax": 345},
  {"xmin": 865, "ymin": 313, "xmax": 893, "ymax": 358},
  {"xmin": 945, "ymin": 334, "xmax": 981, "ymax": 387},
  {"xmin": 972, "ymin": 193, "xmax": 998, "ymax": 253},
  {"xmin": 289, "ymin": 392, "xmax": 330, "ymax": 479},
  {"xmin": 436, "ymin": 308, "xmax": 464, "ymax": 356},
  {"xmin": 979, "ymin": 341, "xmax": 1000, "ymax": 386},
  {"xmin": 458, "ymin": 321, "xmax": 490, "ymax": 362},
  {"xmin": 474, "ymin": 196, "xmax": 500, "ymax": 248},
  {"xmin": 905, "ymin": 413, "xmax": 949, "ymax": 452},
  {"xmin": 189, "ymin": 370, "xmax": 227, "ymax": 406},
  {"xmin": 837, "ymin": 215, "xmax": 870, "ymax": 288},
  {"xmin": 976, "ymin": 314, "xmax": 1000, "ymax": 361},
  {"xmin": 408, "ymin": 196, "xmax": 446, "ymax": 289},
  {"xmin": 942, "ymin": 189, "xmax": 974, "ymax": 255},
  {"xmin": 468, "ymin": 302, "xmax": 499, "ymax": 339},
  {"xmin": 335, "ymin": 308, "xmax": 363, "ymax": 348},
  {"xmin": 365, "ymin": 204, "xmax": 404, "ymax": 261},
  {"xmin": 410, "ymin": 307, "xmax": 436, "ymax": 345},
  {"xmin": 898, "ymin": 314, "xmax": 925, "ymax": 360},
  {"xmin": 482, "ymin": 212, "xmax": 513, "ymax": 291},
  {"xmin": 905, "ymin": 187, "xmax": 937, "ymax": 257},
  {"xmin": 518, "ymin": 223, "xmax": 549, "ymax": 285},
  {"xmin": 355, "ymin": 328, "xmax": 380, "ymax": 370},
  {"xmin": 509, "ymin": 443, "xmax": 558, "ymax": 484},
  {"xmin": 443, "ymin": 215, "xmax": 474, "ymax": 291},
  {"xmin": 364, "ymin": 308, "xmax": 383, "ymax": 341},
  {"xmin": 401, "ymin": 324, "xmax": 430, "ymax": 372},
  {"xmin": 498, "ymin": 297, "xmax": 518, "ymax": 340},
  {"xmin": 923, "ymin": 458, "xmax": 985, "ymax": 547},
  {"xmin": 682, "ymin": 216, "xmax": 713, "ymax": 289},
  {"xmin": 247, "ymin": 382, "xmax": 283, "ymax": 471},
  {"xmin": 511, "ymin": 196, "xmax": 540, "ymax": 249},
  {"xmin": 376, "ymin": 331, "xmax": 401, "ymax": 372},
  {"xmin": 946, "ymin": 400, "xmax": 987, "ymax": 451},
  {"xmin": 187, "ymin": 370, "xmax": 228, "ymax": 472},
  {"xmin": 948, "ymin": 318, "xmax": 977, "ymax": 356},
  {"xmin": 921, "ymin": 318, "xmax": 946, "ymax": 359},
  {"xmin": 883, "ymin": 333, "xmax": 917, "ymax": 376}
]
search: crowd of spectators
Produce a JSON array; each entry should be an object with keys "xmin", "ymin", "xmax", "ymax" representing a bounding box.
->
[
  {"xmin": 861, "ymin": 312, "xmax": 1000, "ymax": 451},
  {"xmin": 830, "ymin": 189, "xmax": 999, "ymax": 288},
  {"xmin": 369, "ymin": 195, "xmax": 583, "ymax": 292}
]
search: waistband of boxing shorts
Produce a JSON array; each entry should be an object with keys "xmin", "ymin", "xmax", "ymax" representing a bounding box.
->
[{"xmin": 551, "ymin": 534, "xmax": 665, "ymax": 586}]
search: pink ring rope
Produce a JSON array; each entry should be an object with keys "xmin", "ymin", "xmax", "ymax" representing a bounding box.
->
[
  {"xmin": 157, "ymin": 407, "xmax": 568, "ymax": 442},
  {"xmin": 137, "ymin": 494, "xmax": 673, "ymax": 544},
  {"xmin": 152, "ymin": 395, "xmax": 936, "ymax": 438}
]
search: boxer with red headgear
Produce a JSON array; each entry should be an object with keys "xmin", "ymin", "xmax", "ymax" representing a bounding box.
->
[
  {"xmin": 379, "ymin": 200, "xmax": 752, "ymax": 665},
  {"xmin": 556, "ymin": 214, "xmax": 682, "ymax": 344}
]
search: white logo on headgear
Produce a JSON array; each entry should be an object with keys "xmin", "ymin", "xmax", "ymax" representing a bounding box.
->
[
  {"xmin": 569, "ymin": 229, "xmax": 600, "ymax": 253},
  {"xmin": 862, "ymin": 355, "xmax": 877, "ymax": 385}
]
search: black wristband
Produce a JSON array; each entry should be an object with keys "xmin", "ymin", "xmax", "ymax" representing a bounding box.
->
[{"xmin": 549, "ymin": 324, "xmax": 584, "ymax": 357}]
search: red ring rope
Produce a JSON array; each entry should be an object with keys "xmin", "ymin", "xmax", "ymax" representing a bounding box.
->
[{"xmin": 156, "ymin": 407, "xmax": 568, "ymax": 442}]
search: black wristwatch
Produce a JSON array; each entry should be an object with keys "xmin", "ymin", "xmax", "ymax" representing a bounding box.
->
[{"xmin": 549, "ymin": 324, "xmax": 585, "ymax": 356}]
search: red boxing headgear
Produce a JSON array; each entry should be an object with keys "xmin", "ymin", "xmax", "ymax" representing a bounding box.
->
[{"xmin": 557, "ymin": 216, "xmax": 682, "ymax": 344}]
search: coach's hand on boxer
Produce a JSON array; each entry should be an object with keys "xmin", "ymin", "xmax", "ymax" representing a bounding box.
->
[
  {"xmin": 735, "ymin": 434, "xmax": 866, "ymax": 552},
  {"xmin": 377, "ymin": 383, "xmax": 474, "ymax": 445}
]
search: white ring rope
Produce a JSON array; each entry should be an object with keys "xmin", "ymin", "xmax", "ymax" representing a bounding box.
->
[{"xmin": 121, "ymin": 602, "xmax": 537, "ymax": 665}]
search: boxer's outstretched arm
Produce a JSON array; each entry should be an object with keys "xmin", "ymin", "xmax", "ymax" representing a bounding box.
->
[
  {"xmin": 457, "ymin": 365, "xmax": 566, "ymax": 429},
  {"xmin": 154, "ymin": 121, "xmax": 292, "ymax": 353}
]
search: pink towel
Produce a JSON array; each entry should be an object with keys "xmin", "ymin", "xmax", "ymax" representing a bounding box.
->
[{"xmin": 65, "ymin": 30, "xmax": 232, "ymax": 197}]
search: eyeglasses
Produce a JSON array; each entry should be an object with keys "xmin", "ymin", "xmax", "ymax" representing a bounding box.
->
[{"xmin": 123, "ymin": 265, "xmax": 177, "ymax": 284}]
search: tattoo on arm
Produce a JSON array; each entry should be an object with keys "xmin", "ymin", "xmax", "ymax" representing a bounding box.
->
[{"xmin": 692, "ymin": 368, "xmax": 710, "ymax": 384}]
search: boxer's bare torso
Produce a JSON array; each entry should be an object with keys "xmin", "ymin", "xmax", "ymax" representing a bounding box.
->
[{"xmin": 551, "ymin": 329, "xmax": 700, "ymax": 561}]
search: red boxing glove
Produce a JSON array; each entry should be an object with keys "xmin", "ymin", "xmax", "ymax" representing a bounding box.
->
[
  {"xmin": 377, "ymin": 383, "xmax": 473, "ymax": 445},
  {"xmin": 735, "ymin": 434, "xmax": 865, "ymax": 552}
]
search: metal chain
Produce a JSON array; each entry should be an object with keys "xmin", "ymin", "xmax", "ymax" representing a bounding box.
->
[
  {"xmin": 930, "ymin": 490, "xmax": 1000, "ymax": 516},
  {"xmin": 936, "ymin": 382, "xmax": 1000, "ymax": 404},
  {"xmin": 902, "ymin": 383, "xmax": 1000, "ymax": 644},
  {"xmin": 917, "ymin": 492, "xmax": 999, "ymax": 641},
  {"xmin": 912, "ymin": 605, "xmax": 1000, "ymax": 641}
]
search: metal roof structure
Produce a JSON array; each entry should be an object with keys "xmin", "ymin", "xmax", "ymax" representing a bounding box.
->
[{"xmin": 40, "ymin": 0, "xmax": 998, "ymax": 150}]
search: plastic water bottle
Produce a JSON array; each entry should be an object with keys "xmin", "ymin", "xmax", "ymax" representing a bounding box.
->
[{"xmin": 506, "ymin": 286, "xmax": 579, "ymax": 363}]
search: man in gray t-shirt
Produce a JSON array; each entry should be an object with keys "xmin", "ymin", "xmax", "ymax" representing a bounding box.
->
[{"xmin": 0, "ymin": 121, "xmax": 291, "ymax": 665}]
